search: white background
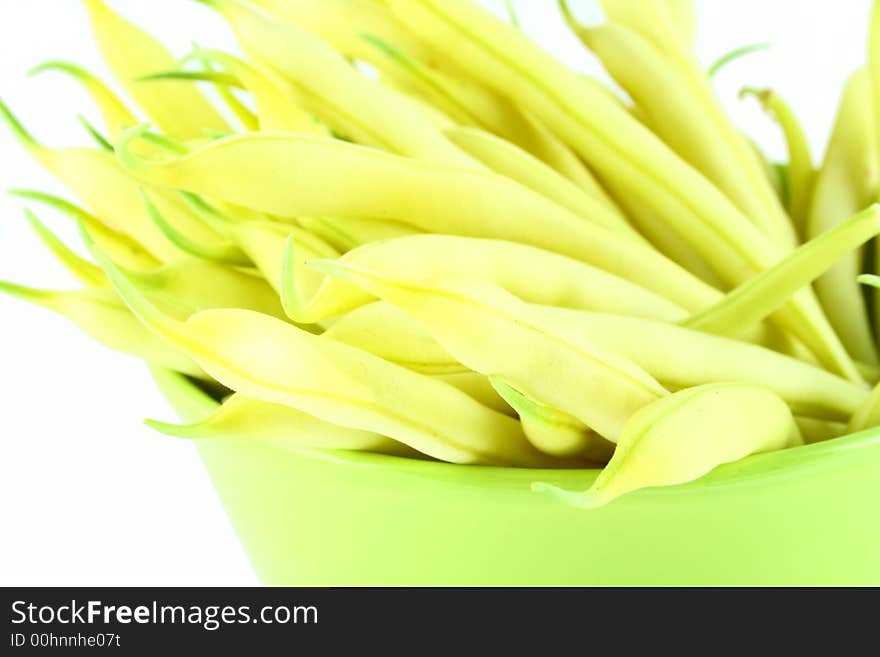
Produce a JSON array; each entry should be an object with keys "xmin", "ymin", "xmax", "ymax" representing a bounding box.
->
[{"xmin": 0, "ymin": 0, "xmax": 873, "ymax": 585}]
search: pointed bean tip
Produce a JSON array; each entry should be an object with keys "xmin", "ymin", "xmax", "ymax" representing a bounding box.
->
[
  {"xmin": 21, "ymin": 206, "xmax": 42, "ymax": 227},
  {"xmin": 26, "ymin": 60, "xmax": 55, "ymax": 78},
  {"xmin": 529, "ymin": 481, "xmax": 554, "ymax": 494},
  {"xmin": 531, "ymin": 481, "xmax": 604, "ymax": 508},
  {"xmin": 93, "ymin": 244, "xmax": 178, "ymax": 338},
  {"xmin": 0, "ymin": 279, "xmax": 22, "ymax": 297},
  {"xmin": 488, "ymin": 375, "xmax": 527, "ymax": 411},
  {"xmin": 738, "ymin": 86, "xmax": 775, "ymax": 109},
  {"xmin": 134, "ymin": 71, "xmax": 173, "ymax": 83},
  {"xmin": 77, "ymin": 114, "xmax": 113, "ymax": 152},
  {"xmin": 145, "ymin": 418, "xmax": 199, "ymax": 439},
  {"xmin": 857, "ymin": 274, "xmax": 880, "ymax": 289},
  {"xmin": 144, "ymin": 191, "xmax": 245, "ymax": 265},
  {"xmin": 738, "ymin": 86, "xmax": 761, "ymax": 99},
  {"xmin": 23, "ymin": 206, "xmax": 55, "ymax": 238},
  {"xmin": 27, "ymin": 59, "xmax": 88, "ymax": 82},
  {"xmin": 179, "ymin": 48, "xmax": 203, "ymax": 68},
  {"xmin": 0, "ymin": 97, "xmax": 42, "ymax": 151},
  {"xmin": 710, "ymin": 42, "xmax": 772, "ymax": 78},
  {"xmin": 115, "ymin": 122, "xmax": 154, "ymax": 174},
  {"xmin": 0, "ymin": 280, "xmax": 54, "ymax": 308},
  {"xmin": 304, "ymin": 257, "xmax": 348, "ymax": 277},
  {"xmin": 20, "ymin": 209, "xmax": 106, "ymax": 287}
]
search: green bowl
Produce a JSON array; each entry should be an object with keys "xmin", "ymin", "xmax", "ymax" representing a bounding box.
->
[{"xmin": 153, "ymin": 368, "xmax": 880, "ymax": 586}]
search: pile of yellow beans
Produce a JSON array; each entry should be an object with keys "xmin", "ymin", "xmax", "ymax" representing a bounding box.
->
[{"xmin": 3, "ymin": 0, "xmax": 880, "ymax": 506}]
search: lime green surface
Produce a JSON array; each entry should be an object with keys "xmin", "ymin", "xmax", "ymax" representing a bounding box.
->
[{"xmin": 153, "ymin": 368, "xmax": 880, "ymax": 586}]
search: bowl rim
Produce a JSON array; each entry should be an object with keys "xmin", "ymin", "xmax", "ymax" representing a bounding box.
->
[{"xmin": 152, "ymin": 368, "xmax": 880, "ymax": 499}]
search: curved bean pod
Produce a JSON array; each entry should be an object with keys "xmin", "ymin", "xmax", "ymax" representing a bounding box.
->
[
  {"xmin": 147, "ymin": 393, "xmax": 416, "ymax": 456},
  {"xmin": 292, "ymin": 234, "xmax": 688, "ymax": 324},
  {"xmin": 98, "ymin": 253, "xmax": 560, "ymax": 467},
  {"xmin": 113, "ymin": 129, "xmax": 719, "ymax": 312},
  {"xmin": 75, "ymin": 215, "xmax": 288, "ymax": 320},
  {"xmin": 143, "ymin": 192, "xmax": 251, "ymax": 266},
  {"xmin": 489, "ymin": 377, "xmax": 615, "ymax": 461},
  {"xmin": 310, "ymin": 259, "xmax": 669, "ymax": 442},
  {"xmin": 195, "ymin": 0, "xmax": 475, "ymax": 167},
  {"xmin": 121, "ymin": 260, "xmax": 287, "ymax": 320},
  {"xmin": 324, "ymin": 298, "xmax": 864, "ymax": 421},
  {"xmin": 323, "ymin": 301, "xmax": 460, "ymax": 374},
  {"xmin": 83, "ymin": 0, "xmax": 228, "ymax": 140},
  {"xmin": 78, "ymin": 115, "xmax": 114, "ymax": 152},
  {"xmin": 535, "ymin": 383, "xmax": 801, "ymax": 507},
  {"xmin": 807, "ymin": 69, "xmax": 880, "ymax": 365},
  {"xmin": 741, "ymin": 87, "xmax": 815, "ymax": 238},
  {"xmin": 535, "ymin": 307, "xmax": 866, "ymax": 422}
]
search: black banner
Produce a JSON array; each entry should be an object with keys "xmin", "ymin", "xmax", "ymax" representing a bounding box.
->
[{"xmin": 0, "ymin": 587, "xmax": 869, "ymax": 651}]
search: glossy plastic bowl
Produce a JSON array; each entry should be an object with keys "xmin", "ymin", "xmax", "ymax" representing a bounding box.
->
[{"xmin": 153, "ymin": 368, "xmax": 880, "ymax": 586}]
